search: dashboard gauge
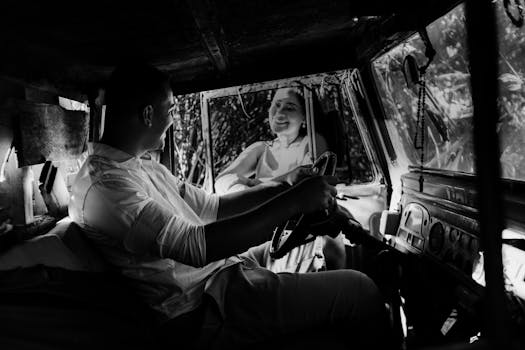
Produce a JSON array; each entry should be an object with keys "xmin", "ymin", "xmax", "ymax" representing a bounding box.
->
[
  {"xmin": 396, "ymin": 203, "xmax": 430, "ymax": 254},
  {"xmin": 429, "ymin": 222, "xmax": 445, "ymax": 253},
  {"xmin": 449, "ymin": 228, "xmax": 461, "ymax": 243},
  {"xmin": 461, "ymin": 233, "xmax": 472, "ymax": 249}
]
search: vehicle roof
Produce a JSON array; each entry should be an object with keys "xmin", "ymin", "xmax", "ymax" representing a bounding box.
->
[{"xmin": 0, "ymin": 0, "xmax": 459, "ymax": 99}]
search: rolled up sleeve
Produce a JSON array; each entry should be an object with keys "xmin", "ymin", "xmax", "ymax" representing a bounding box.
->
[
  {"xmin": 182, "ymin": 183, "xmax": 220, "ymax": 224},
  {"xmin": 129, "ymin": 200, "xmax": 207, "ymax": 266},
  {"xmin": 84, "ymin": 178, "xmax": 208, "ymax": 267}
]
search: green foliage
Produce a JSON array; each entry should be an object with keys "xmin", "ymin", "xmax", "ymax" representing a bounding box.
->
[
  {"xmin": 209, "ymin": 91, "xmax": 274, "ymax": 176},
  {"xmin": 495, "ymin": 1, "xmax": 525, "ymax": 180},
  {"xmin": 208, "ymin": 82, "xmax": 374, "ymax": 186},
  {"xmin": 173, "ymin": 78, "xmax": 375, "ymax": 188},
  {"xmin": 172, "ymin": 92, "xmax": 206, "ymax": 186},
  {"xmin": 372, "ymin": 2, "xmax": 525, "ymax": 181}
]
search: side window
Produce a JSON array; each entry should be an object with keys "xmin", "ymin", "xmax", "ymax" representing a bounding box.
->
[
  {"xmin": 207, "ymin": 89, "xmax": 274, "ymax": 182},
  {"xmin": 197, "ymin": 72, "xmax": 375, "ymax": 193},
  {"xmin": 171, "ymin": 93, "xmax": 206, "ymax": 187},
  {"xmin": 170, "ymin": 72, "xmax": 375, "ymax": 192},
  {"xmin": 312, "ymin": 81, "xmax": 374, "ymax": 184},
  {"xmin": 495, "ymin": 1, "xmax": 525, "ymax": 181}
]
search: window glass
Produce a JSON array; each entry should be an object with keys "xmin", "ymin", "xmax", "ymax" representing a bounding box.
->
[
  {"xmin": 204, "ymin": 73, "xmax": 374, "ymax": 192},
  {"xmin": 373, "ymin": 2, "xmax": 525, "ymax": 182},
  {"xmin": 313, "ymin": 82, "xmax": 373, "ymax": 183},
  {"xmin": 372, "ymin": 4, "xmax": 474, "ymax": 174},
  {"xmin": 172, "ymin": 93, "xmax": 206, "ymax": 186},
  {"xmin": 209, "ymin": 90, "xmax": 275, "ymax": 178},
  {"xmin": 495, "ymin": 1, "xmax": 525, "ymax": 181},
  {"xmin": 172, "ymin": 73, "xmax": 375, "ymax": 191}
]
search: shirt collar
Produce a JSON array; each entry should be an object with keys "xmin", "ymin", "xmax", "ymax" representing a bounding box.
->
[{"xmin": 88, "ymin": 142, "xmax": 144, "ymax": 167}]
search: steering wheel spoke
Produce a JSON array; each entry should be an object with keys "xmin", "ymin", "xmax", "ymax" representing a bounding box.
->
[{"xmin": 270, "ymin": 152, "xmax": 344, "ymax": 259}]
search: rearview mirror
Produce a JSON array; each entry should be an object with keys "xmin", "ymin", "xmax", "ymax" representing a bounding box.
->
[{"xmin": 403, "ymin": 54, "xmax": 420, "ymax": 88}]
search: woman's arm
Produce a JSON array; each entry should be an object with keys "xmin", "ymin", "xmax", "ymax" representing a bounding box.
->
[{"xmin": 214, "ymin": 141, "xmax": 266, "ymax": 194}]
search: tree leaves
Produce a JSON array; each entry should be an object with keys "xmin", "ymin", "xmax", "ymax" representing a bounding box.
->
[{"xmin": 499, "ymin": 73, "xmax": 524, "ymax": 92}]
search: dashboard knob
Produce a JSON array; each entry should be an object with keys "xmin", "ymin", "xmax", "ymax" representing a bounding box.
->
[
  {"xmin": 449, "ymin": 228, "xmax": 461, "ymax": 243},
  {"xmin": 429, "ymin": 222, "xmax": 445, "ymax": 253}
]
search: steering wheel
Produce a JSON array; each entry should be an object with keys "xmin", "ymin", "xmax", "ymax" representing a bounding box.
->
[{"xmin": 269, "ymin": 152, "xmax": 338, "ymax": 259}]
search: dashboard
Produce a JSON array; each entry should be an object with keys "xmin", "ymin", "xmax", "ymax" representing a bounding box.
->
[
  {"xmin": 391, "ymin": 202, "xmax": 480, "ymax": 278},
  {"xmin": 386, "ymin": 200, "xmax": 525, "ymax": 301},
  {"xmin": 375, "ymin": 171, "xmax": 525, "ymax": 341}
]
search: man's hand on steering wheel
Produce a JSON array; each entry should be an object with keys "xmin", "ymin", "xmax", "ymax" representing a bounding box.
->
[
  {"xmin": 292, "ymin": 175, "xmax": 338, "ymax": 214},
  {"xmin": 270, "ymin": 152, "xmax": 342, "ymax": 259}
]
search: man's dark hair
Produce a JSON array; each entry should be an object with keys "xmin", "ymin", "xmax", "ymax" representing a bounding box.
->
[{"xmin": 104, "ymin": 62, "xmax": 170, "ymax": 119}]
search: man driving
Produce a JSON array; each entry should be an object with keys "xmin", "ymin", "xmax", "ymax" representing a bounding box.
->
[{"xmin": 68, "ymin": 62, "xmax": 389, "ymax": 349}]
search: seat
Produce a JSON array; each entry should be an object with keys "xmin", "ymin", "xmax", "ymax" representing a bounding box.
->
[
  {"xmin": 0, "ymin": 220, "xmax": 159, "ymax": 350},
  {"xmin": 0, "ymin": 265, "xmax": 157, "ymax": 350},
  {"xmin": 0, "ymin": 218, "xmax": 107, "ymax": 272}
]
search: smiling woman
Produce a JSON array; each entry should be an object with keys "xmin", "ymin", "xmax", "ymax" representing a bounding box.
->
[
  {"xmin": 215, "ymin": 87, "xmax": 327, "ymax": 194},
  {"xmin": 268, "ymin": 88, "xmax": 306, "ymax": 138},
  {"xmin": 212, "ymin": 87, "xmax": 347, "ymax": 273}
]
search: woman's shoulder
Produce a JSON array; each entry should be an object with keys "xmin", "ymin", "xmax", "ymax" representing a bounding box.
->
[
  {"xmin": 242, "ymin": 140, "xmax": 270, "ymax": 154},
  {"xmin": 246, "ymin": 141, "xmax": 268, "ymax": 149}
]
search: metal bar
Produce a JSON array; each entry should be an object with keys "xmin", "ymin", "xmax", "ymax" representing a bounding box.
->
[
  {"xmin": 200, "ymin": 92, "xmax": 215, "ymax": 193},
  {"xmin": 465, "ymin": 1, "xmax": 509, "ymax": 348},
  {"xmin": 200, "ymin": 72, "xmax": 336, "ymax": 100},
  {"xmin": 160, "ymin": 125, "xmax": 176, "ymax": 175},
  {"xmin": 186, "ymin": 0, "xmax": 229, "ymax": 73},
  {"xmin": 345, "ymin": 69, "xmax": 389, "ymax": 185},
  {"xmin": 303, "ymin": 86, "xmax": 316, "ymax": 162}
]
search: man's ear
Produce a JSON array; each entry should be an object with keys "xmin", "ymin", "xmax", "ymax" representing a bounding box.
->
[{"xmin": 142, "ymin": 105, "xmax": 154, "ymax": 127}]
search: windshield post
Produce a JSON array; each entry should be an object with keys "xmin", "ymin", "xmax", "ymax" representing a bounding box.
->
[
  {"xmin": 303, "ymin": 85, "xmax": 316, "ymax": 162},
  {"xmin": 466, "ymin": 2, "xmax": 509, "ymax": 348}
]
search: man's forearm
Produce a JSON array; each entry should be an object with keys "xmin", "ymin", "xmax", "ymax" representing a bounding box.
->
[
  {"xmin": 216, "ymin": 181, "xmax": 290, "ymax": 219},
  {"xmin": 206, "ymin": 175, "xmax": 336, "ymax": 264},
  {"xmin": 205, "ymin": 185, "xmax": 299, "ymax": 263}
]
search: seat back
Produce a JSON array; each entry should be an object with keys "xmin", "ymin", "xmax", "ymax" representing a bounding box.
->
[{"xmin": 0, "ymin": 219, "xmax": 107, "ymax": 272}]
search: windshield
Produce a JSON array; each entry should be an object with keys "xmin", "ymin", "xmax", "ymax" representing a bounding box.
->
[
  {"xmin": 200, "ymin": 73, "xmax": 375, "ymax": 192},
  {"xmin": 373, "ymin": 4, "xmax": 474, "ymax": 174},
  {"xmin": 495, "ymin": 1, "xmax": 525, "ymax": 180},
  {"xmin": 372, "ymin": 2, "xmax": 525, "ymax": 181}
]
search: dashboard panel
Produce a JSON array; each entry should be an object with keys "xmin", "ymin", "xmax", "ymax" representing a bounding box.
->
[
  {"xmin": 390, "ymin": 202, "xmax": 480, "ymax": 279},
  {"xmin": 390, "ymin": 170, "xmax": 525, "ymax": 299}
]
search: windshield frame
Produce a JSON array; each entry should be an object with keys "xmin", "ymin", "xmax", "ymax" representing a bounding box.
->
[{"xmin": 199, "ymin": 71, "xmax": 382, "ymax": 192}]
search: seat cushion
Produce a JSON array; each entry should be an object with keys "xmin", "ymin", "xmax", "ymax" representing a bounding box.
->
[
  {"xmin": 0, "ymin": 218, "xmax": 107, "ymax": 272},
  {"xmin": 0, "ymin": 232, "xmax": 84, "ymax": 271},
  {"xmin": 54, "ymin": 219, "xmax": 108, "ymax": 272},
  {"xmin": 0, "ymin": 265, "xmax": 156, "ymax": 350}
]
